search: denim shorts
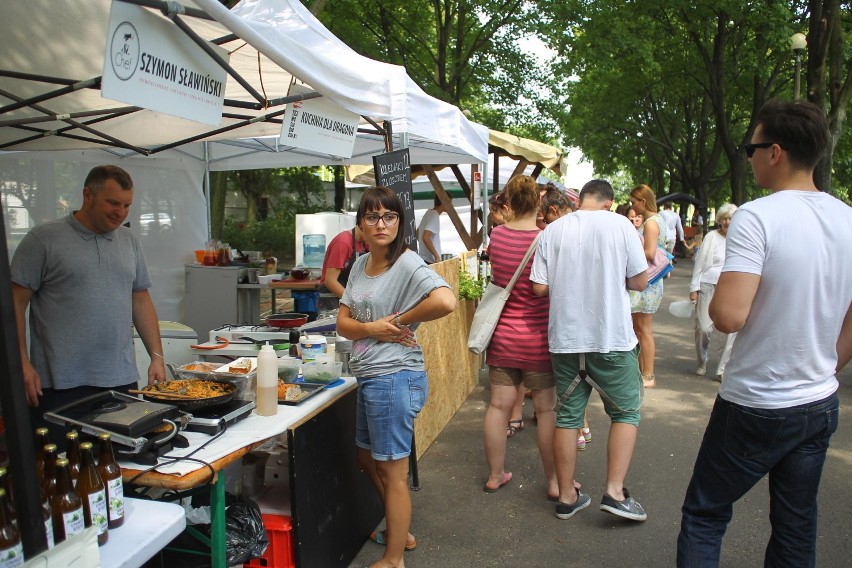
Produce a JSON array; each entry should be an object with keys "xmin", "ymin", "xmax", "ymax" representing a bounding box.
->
[{"xmin": 355, "ymin": 370, "xmax": 428, "ymax": 461}]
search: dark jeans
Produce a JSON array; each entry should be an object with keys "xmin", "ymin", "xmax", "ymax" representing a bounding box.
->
[
  {"xmin": 677, "ymin": 393, "xmax": 839, "ymax": 568},
  {"xmin": 30, "ymin": 382, "xmax": 138, "ymax": 447}
]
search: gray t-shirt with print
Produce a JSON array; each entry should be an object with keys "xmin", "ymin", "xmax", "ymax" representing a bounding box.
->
[{"xmin": 341, "ymin": 250, "xmax": 450, "ymax": 378}]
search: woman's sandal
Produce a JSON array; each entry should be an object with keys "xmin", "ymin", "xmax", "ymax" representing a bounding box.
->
[
  {"xmin": 506, "ymin": 419, "xmax": 524, "ymax": 437},
  {"xmin": 370, "ymin": 529, "xmax": 417, "ymax": 551}
]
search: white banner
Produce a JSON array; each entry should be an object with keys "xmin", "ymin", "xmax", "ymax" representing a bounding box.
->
[
  {"xmin": 101, "ymin": 1, "xmax": 229, "ymax": 126},
  {"xmin": 281, "ymin": 84, "xmax": 359, "ymax": 158}
]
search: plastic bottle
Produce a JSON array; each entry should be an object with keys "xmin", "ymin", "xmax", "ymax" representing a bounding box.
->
[{"xmin": 256, "ymin": 343, "xmax": 278, "ymax": 416}]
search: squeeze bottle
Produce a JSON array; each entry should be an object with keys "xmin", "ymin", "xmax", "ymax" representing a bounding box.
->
[{"xmin": 256, "ymin": 343, "xmax": 278, "ymax": 416}]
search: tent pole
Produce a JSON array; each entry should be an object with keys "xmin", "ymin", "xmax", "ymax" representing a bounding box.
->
[{"xmin": 204, "ymin": 141, "xmax": 212, "ymax": 241}]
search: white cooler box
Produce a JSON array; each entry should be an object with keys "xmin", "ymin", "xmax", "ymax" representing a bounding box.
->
[{"xmin": 133, "ymin": 321, "xmax": 198, "ymax": 387}]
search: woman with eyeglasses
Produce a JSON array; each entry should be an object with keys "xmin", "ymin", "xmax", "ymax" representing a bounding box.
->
[
  {"xmin": 482, "ymin": 175, "xmax": 558, "ymax": 499},
  {"xmin": 628, "ymin": 184, "xmax": 666, "ymax": 389},
  {"xmin": 336, "ymin": 186, "xmax": 456, "ymax": 568},
  {"xmin": 689, "ymin": 203, "xmax": 738, "ymax": 382}
]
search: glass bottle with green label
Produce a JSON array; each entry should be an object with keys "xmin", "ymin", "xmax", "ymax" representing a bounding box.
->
[
  {"xmin": 0, "ymin": 488, "xmax": 23, "ymax": 568},
  {"xmin": 97, "ymin": 433, "xmax": 124, "ymax": 528},
  {"xmin": 40, "ymin": 445, "xmax": 58, "ymax": 502},
  {"xmin": 64, "ymin": 431, "xmax": 81, "ymax": 485},
  {"xmin": 51, "ymin": 458, "xmax": 84, "ymax": 544},
  {"xmin": 0, "ymin": 469, "xmax": 14, "ymax": 527},
  {"xmin": 76, "ymin": 442, "xmax": 107, "ymax": 546},
  {"xmin": 34, "ymin": 428, "xmax": 49, "ymax": 483}
]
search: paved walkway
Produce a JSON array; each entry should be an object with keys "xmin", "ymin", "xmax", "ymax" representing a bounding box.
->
[{"xmin": 349, "ymin": 257, "xmax": 852, "ymax": 567}]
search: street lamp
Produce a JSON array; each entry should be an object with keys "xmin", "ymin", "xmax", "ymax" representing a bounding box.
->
[{"xmin": 791, "ymin": 32, "xmax": 807, "ymax": 101}]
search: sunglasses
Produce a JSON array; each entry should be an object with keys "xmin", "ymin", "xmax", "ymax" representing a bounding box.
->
[{"xmin": 744, "ymin": 142, "xmax": 777, "ymax": 158}]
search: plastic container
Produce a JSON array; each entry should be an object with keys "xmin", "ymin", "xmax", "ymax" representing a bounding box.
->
[
  {"xmin": 243, "ymin": 513, "xmax": 294, "ymax": 568},
  {"xmin": 302, "ymin": 360, "xmax": 343, "ymax": 384},
  {"xmin": 276, "ymin": 357, "xmax": 301, "ymax": 383},
  {"xmin": 297, "ymin": 335, "xmax": 326, "ymax": 362},
  {"xmin": 256, "ymin": 344, "xmax": 278, "ymax": 416},
  {"xmin": 292, "ymin": 290, "xmax": 320, "ymax": 314}
]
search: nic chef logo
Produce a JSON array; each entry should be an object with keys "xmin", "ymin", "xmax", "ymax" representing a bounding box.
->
[{"xmin": 110, "ymin": 21, "xmax": 140, "ymax": 81}]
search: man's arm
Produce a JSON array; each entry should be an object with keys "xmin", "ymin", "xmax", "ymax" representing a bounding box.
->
[
  {"xmin": 709, "ymin": 271, "xmax": 761, "ymax": 334},
  {"xmin": 323, "ymin": 267, "xmax": 346, "ymax": 298},
  {"xmin": 627, "ymin": 271, "xmax": 648, "ymax": 292},
  {"xmin": 836, "ymin": 302, "xmax": 852, "ymax": 372},
  {"xmin": 11, "ymin": 283, "xmax": 42, "ymax": 406},
  {"xmin": 422, "ymin": 230, "xmax": 439, "ymax": 262},
  {"xmin": 131, "ymin": 289, "xmax": 166, "ymax": 385}
]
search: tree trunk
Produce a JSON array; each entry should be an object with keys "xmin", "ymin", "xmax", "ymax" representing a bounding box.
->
[
  {"xmin": 730, "ymin": 154, "xmax": 748, "ymax": 205},
  {"xmin": 209, "ymin": 171, "xmax": 228, "ymax": 240},
  {"xmin": 333, "ymin": 165, "xmax": 346, "ymax": 211}
]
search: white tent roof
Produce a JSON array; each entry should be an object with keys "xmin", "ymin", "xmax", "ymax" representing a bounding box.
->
[{"xmin": 0, "ymin": 0, "xmax": 488, "ymax": 166}]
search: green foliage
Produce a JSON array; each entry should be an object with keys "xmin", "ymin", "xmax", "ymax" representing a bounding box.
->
[
  {"xmin": 458, "ymin": 269, "xmax": 484, "ymax": 300},
  {"xmin": 221, "ymin": 216, "xmax": 296, "ymax": 261}
]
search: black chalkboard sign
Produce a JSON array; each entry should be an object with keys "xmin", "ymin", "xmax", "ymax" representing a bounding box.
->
[{"xmin": 373, "ymin": 148, "xmax": 417, "ymax": 251}]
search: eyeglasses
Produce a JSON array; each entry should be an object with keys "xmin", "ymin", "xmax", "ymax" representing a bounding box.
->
[
  {"xmin": 744, "ymin": 142, "xmax": 777, "ymax": 158},
  {"xmin": 363, "ymin": 212, "xmax": 400, "ymax": 226}
]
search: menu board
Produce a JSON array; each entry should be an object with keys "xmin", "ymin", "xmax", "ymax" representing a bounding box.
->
[{"xmin": 373, "ymin": 148, "xmax": 417, "ymax": 251}]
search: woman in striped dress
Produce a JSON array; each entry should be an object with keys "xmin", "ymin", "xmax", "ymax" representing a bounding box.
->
[{"xmin": 482, "ymin": 175, "xmax": 558, "ymax": 499}]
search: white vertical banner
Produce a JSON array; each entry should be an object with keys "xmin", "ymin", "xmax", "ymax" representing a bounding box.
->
[{"xmin": 101, "ymin": 0, "xmax": 229, "ymax": 126}]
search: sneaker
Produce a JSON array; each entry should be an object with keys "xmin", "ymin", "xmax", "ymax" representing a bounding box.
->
[
  {"xmin": 599, "ymin": 488, "xmax": 647, "ymax": 521},
  {"xmin": 581, "ymin": 427, "xmax": 592, "ymax": 443},
  {"xmin": 577, "ymin": 435, "xmax": 586, "ymax": 450},
  {"xmin": 695, "ymin": 364, "xmax": 707, "ymax": 376},
  {"xmin": 555, "ymin": 491, "xmax": 591, "ymax": 520}
]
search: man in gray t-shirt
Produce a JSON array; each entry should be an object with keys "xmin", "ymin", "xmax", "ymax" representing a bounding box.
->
[{"xmin": 11, "ymin": 165, "xmax": 165, "ymax": 441}]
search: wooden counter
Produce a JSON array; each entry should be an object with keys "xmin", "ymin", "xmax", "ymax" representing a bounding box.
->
[{"xmin": 269, "ymin": 278, "xmax": 323, "ymax": 290}]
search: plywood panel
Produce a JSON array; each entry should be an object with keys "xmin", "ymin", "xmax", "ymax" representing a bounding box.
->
[{"xmin": 414, "ymin": 255, "xmax": 480, "ymax": 459}]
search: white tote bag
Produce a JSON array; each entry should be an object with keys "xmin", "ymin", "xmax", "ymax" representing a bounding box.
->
[{"xmin": 468, "ymin": 234, "xmax": 541, "ymax": 354}]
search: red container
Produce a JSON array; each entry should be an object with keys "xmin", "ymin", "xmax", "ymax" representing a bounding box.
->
[{"xmin": 244, "ymin": 514, "xmax": 294, "ymax": 568}]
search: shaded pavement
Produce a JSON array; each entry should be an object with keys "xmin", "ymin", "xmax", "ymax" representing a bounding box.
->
[{"xmin": 348, "ymin": 257, "xmax": 852, "ymax": 567}]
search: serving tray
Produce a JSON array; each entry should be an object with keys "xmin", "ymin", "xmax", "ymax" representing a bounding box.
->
[{"xmin": 278, "ymin": 382, "xmax": 326, "ymax": 406}]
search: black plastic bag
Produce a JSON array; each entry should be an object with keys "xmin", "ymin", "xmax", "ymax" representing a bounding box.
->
[{"xmin": 223, "ymin": 494, "xmax": 269, "ymax": 565}]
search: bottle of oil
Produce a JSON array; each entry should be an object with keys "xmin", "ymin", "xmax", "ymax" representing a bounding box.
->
[
  {"xmin": 51, "ymin": 458, "xmax": 84, "ymax": 544},
  {"xmin": 96, "ymin": 433, "xmax": 124, "ymax": 529},
  {"xmin": 0, "ymin": 488, "xmax": 23, "ymax": 568},
  {"xmin": 34, "ymin": 428, "xmax": 50, "ymax": 482},
  {"xmin": 40, "ymin": 445, "xmax": 59, "ymax": 502},
  {"xmin": 76, "ymin": 443, "xmax": 107, "ymax": 546},
  {"xmin": 64, "ymin": 431, "xmax": 81, "ymax": 485}
]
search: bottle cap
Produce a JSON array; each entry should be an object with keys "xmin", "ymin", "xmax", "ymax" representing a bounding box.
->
[{"xmin": 80, "ymin": 442, "xmax": 93, "ymax": 450}]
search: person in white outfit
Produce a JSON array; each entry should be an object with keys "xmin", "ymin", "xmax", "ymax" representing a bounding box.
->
[
  {"xmin": 660, "ymin": 204, "xmax": 684, "ymax": 255},
  {"xmin": 689, "ymin": 204, "xmax": 737, "ymax": 380}
]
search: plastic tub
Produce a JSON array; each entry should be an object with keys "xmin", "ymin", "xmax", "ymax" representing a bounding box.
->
[
  {"xmin": 276, "ymin": 357, "xmax": 301, "ymax": 383},
  {"xmin": 302, "ymin": 360, "xmax": 343, "ymax": 384}
]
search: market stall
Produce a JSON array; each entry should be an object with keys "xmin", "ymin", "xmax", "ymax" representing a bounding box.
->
[{"xmin": 0, "ymin": 0, "xmax": 487, "ymax": 563}]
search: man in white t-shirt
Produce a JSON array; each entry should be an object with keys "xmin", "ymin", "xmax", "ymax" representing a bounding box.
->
[
  {"xmin": 531, "ymin": 180, "xmax": 648, "ymax": 522},
  {"xmin": 677, "ymin": 100, "xmax": 852, "ymax": 567},
  {"xmin": 660, "ymin": 204, "xmax": 684, "ymax": 255},
  {"xmin": 417, "ymin": 195, "xmax": 446, "ymax": 263}
]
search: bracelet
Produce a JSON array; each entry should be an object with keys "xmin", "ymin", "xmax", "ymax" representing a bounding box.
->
[{"xmin": 394, "ymin": 314, "xmax": 410, "ymax": 330}]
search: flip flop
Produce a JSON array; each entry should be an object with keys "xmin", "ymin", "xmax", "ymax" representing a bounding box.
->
[
  {"xmin": 506, "ymin": 419, "xmax": 524, "ymax": 437},
  {"xmin": 370, "ymin": 529, "xmax": 417, "ymax": 551},
  {"xmin": 483, "ymin": 471, "xmax": 512, "ymax": 493}
]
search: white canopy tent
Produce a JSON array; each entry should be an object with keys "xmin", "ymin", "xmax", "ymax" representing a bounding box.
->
[{"xmin": 0, "ymin": 0, "xmax": 489, "ymax": 321}]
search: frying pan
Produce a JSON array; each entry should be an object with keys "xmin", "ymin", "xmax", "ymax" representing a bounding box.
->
[
  {"xmin": 137, "ymin": 380, "xmax": 237, "ymax": 412},
  {"xmin": 267, "ymin": 312, "xmax": 309, "ymax": 328}
]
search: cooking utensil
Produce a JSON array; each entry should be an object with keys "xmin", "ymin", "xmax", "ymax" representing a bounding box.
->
[
  {"xmin": 235, "ymin": 337, "xmax": 290, "ymax": 350},
  {"xmin": 267, "ymin": 313, "xmax": 309, "ymax": 328},
  {"xmin": 137, "ymin": 380, "xmax": 237, "ymax": 411}
]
